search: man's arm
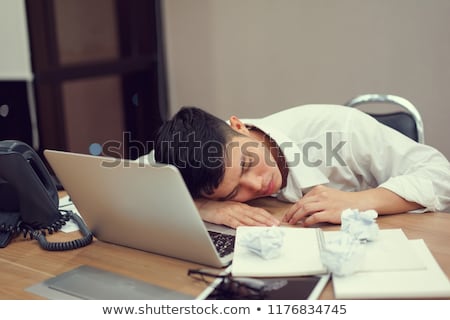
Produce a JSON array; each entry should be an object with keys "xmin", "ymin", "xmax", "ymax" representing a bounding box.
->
[
  {"xmin": 195, "ymin": 198, "xmax": 280, "ymax": 229},
  {"xmin": 282, "ymin": 185, "xmax": 422, "ymax": 226},
  {"xmin": 346, "ymin": 108, "xmax": 450, "ymax": 213},
  {"xmin": 281, "ymin": 108, "xmax": 449, "ymax": 226}
]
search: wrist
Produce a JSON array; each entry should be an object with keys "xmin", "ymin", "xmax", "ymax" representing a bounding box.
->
[{"xmin": 358, "ymin": 188, "xmax": 421, "ymax": 214}]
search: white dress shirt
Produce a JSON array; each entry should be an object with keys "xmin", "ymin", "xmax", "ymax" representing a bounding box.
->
[{"xmin": 239, "ymin": 104, "xmax": 450, "ymax": 213}]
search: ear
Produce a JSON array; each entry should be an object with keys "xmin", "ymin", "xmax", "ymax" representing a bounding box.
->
[{"xmin": 229, "ymin": 116, "xmax": 250, "ymax": 135}]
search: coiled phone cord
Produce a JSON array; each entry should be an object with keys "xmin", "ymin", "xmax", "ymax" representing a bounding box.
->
[
  {"xmin": 32, "ymin": 211, "xmax": 94, "ymax": 251},
  {"xmin": 1, "ymin": 210, "xmax": 93, "ymax": 251}
]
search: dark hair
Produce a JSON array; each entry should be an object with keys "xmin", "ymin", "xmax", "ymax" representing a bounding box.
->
[{"xmin": 154, "ymin": 106, "xmax": 242, "ymax": 198}]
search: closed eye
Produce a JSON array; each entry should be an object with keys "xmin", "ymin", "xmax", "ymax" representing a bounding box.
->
[
  {"xmin": 241, "ymin": 159, "xmax": 252, "ymax": 173},
  {"xmin": 220, "ymin": 157, "xmax": 251, "ymax": 201}
]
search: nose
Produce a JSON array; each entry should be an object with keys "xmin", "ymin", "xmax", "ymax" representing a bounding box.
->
[{"xmin": 240, "ymin": 174, "xmax": 262, "ymax": 192}]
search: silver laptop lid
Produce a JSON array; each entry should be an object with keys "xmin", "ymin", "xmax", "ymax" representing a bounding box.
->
[{"xmin": 44, "ymin": 149, "xmax": 233, "ymax": 267}]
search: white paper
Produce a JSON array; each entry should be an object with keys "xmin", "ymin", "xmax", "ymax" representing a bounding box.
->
[
  {"xmin": 332, "ymin": 239, "xmax": 450, "ymax": 299},
  {"xmin": 324, "ymin": 229, "xmax": 426, "ymax": 273},
  {"xmin": 231, "ymin": 226, "xmax": 327, "ymax": 277}
]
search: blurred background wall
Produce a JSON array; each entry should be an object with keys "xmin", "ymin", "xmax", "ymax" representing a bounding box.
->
[
  {"xmin": 1, "ymin": 0, "xmax": 449, "ymax": 159},
  {"xmin": 162, "ymin": 0, "xmax": 450, "ymax": 158}
]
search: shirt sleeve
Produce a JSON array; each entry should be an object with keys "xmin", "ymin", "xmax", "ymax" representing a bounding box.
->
[{"xmin": 346, "ymin": 108, "xmax": 450, "ymax": 213}]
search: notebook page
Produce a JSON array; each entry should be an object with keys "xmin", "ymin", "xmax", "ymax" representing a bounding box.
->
[
  {"xmin": 231, "ymin": 226, "xmax": 327, "ymax": 277},
  {"xmin": 332, "ymin": 239, "xmax": 450, "ymax": 299}
]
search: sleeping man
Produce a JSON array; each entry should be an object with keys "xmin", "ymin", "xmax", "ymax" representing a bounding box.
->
[{"xmin": 150, "ymin": 104, "xmax": 450, "ymax": 228}]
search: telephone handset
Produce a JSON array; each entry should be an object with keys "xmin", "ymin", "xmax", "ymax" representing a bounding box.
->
[{"xmin": 0, "ymin": 140, "xmax": 93, "ymax": 250}]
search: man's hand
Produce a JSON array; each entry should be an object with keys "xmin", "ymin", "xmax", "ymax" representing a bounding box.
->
[
  {"xmin": 195, "ymin": 198, "xmax": 280, "ymax": 229},
  {"xmin": 282, "ymin": 185, "xmax": 421, "ymax": 227},
  {"xmin": 282, "ymin": 185, "xmax": 356, "ymax": 226}
]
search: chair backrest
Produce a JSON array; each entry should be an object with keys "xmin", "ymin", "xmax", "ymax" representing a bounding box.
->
[{"xmin": 344, "ymin": 94, "xmax": 424, "ymax": 143}]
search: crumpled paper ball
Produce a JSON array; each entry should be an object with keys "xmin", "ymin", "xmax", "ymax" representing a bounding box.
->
[
  {"xmin": 240, "ymin": 227, "xmax": 285, "ymax": 259},
  {"xmin": 321, "ymin": 208, "xmax": 379, "ymax": 276},
  {"xmin": 341, "ymin": 208, "xmax": 379, "ymax": 242},
  {"xmin": 321, "ymin": 232, "xmax": 365, "ymax": 276}
]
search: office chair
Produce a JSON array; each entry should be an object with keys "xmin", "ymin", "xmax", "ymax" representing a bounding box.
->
[{"xmin": 344, "ymin": 94, "xmax": 424, "ymax": 143}]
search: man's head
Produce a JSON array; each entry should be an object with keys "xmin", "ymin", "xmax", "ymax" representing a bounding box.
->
[
  {"xmin": 154, "ymin": 106, "xmax": 241, "ymax": 198},
  {"xmin": 154, "ymin": 106, "xmax": 283, "ymax": 202}
]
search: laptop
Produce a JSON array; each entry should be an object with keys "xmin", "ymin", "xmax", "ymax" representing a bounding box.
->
[{"xmin": 44, "ymin": 149, "xmax": 235, "ymax": 268}]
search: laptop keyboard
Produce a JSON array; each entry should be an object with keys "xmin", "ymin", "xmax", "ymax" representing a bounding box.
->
[{"xmin": 208, "ymin": 231, "xmax": 235, "ymax": 257}]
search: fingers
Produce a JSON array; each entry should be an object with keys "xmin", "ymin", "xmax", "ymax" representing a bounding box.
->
[
  {"xmin": 282, "ymin": 185, "xmax": 350, "ymax": 226},
  {"xmin": 282, "ymin": 187, "xmax": 324, "ymax": 223},
  {"xmin": 220, "ymin": 203, "xmax": 280, "ymax": 228},
  {"xmin": 250, "ymin": 207, "xmax": 281, "ymax": 226},
  {"xmin": 236, "ymin": 207, "xmax": 280, "ymax": 227},
  {"xmin": 283, "ymin": 196, "xmax": 323, "ymax": 225},
  {"xmin": 282, "ymin": 201, "xmax": 301, "ymax": 223},
  {"xmin": 303, "ymin": 212, "xmax": 325, "ymax": 227},
  {"xmin": 197, "ymin": 198, "xmax": 281, "ymax": 229},
  {"xmin": 283, "ymin": 209, "xmax": 330, "ymax": 227}
]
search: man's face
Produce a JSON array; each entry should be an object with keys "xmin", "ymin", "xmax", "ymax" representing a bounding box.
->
[{"xmin": 202, "ymin": 135, "xmax": 283, "ymax": 202}]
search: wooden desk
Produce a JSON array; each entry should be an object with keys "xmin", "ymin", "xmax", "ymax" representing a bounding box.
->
[{"xmin": 0, "ymin": 197, "xmax": 449, "ymax": 299}]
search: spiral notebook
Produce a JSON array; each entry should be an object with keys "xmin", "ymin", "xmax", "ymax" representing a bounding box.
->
[{"xmin": 231, "ymin": 227, "xmax": 427, "ymax": 278}]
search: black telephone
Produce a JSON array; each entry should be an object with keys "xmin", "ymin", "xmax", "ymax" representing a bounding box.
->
[{"xmin": 0, "ymin": 140, "xmax": 93, "ymax": 250}]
